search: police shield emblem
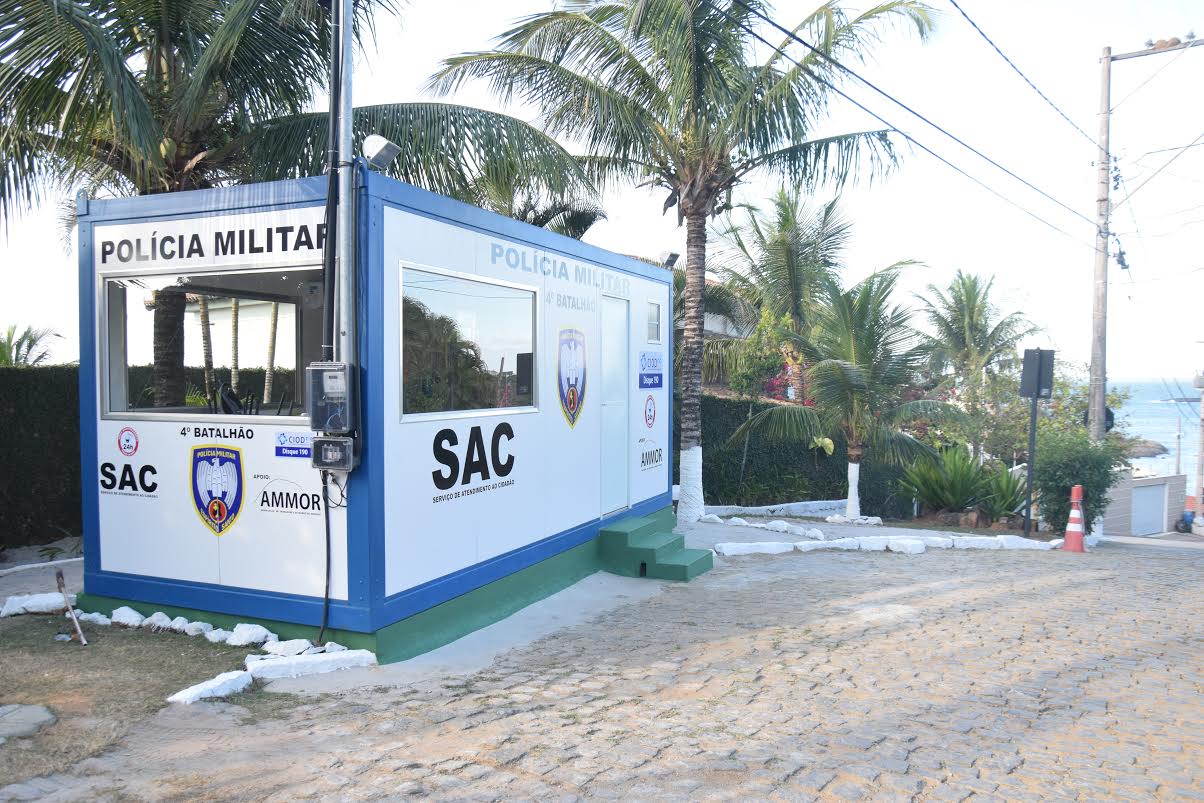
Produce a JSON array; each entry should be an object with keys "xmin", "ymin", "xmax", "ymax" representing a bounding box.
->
[
  {"xmin": 191, "ymin": 445, "xmax": 244, "ymax": 535},
  {"xmin": 557, "ymin": 328, "xmax": 587, "ymax": 427}
]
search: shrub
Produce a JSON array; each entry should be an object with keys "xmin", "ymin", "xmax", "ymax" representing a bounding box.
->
[
  {"xmin": 978, "ymin": 467, "xmax": 1026, "ymax": 522},
  {"xmin": 672, "ymin": 393, "xmax": 910, "ymax": 517},
  {"xmin": 899, "ymin": 448, "xmax": 986, "ymax": 513},
  {"xmin": 1034, "ymin": 429, "xmax": 1126, "ymax": 533}
]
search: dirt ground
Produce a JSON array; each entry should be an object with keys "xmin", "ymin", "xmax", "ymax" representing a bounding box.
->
[{"xmin": 0, "ymin": 614, "xmax": 294, "ymax": 787}]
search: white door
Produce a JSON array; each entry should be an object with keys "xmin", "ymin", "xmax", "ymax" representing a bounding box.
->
[
  {"xmin": 600, "ymin": 296, "xmax": 629, "ymax": 515},
  {"xmin": 1131, "ymin": 484, "xmax": 1166, "ymax": 535}
]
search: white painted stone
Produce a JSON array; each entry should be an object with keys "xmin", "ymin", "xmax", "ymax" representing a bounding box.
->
[
  {"xmin": 226, "ymin": 623, "xmax": 278, "ymax": 646},
  {"xmin": 953, "ymin": 536, "xmax": 1002, "ymax": 550},
  {"xmin": 997, "ymin": 535, "xmax": 1053, "ymax": 551},
  {"xmin": 1050, "ymin": 539, "xmax": 1065, "ymax": 549},
  {"xmin": 887, "ymin": 538, "xmax": 927, "ymax": 555},
  {"xmin": 706, "ymin": 500, "xmax": 845, "ymax": 518},
  {"xmin": 79, "ymin": 611, "xmax": 111, "ymax": 625},
  {"xmin": 857, "ymin": 536, "xmax": 890, "ymax": 551},
  {"xmin": 111, "ymin": 606, "xmax": 145, "ymax": 627},
  {"xmin": 915, "ymin": 536, "xmax": 954, "ymax": 549},
  {"xmin": 725, "ymin": 517, "xmax": 750, "ymax": 526},
  {"xmin": 324, "ymin": 642, "xmax": 347, "ymax": 653},
  {"xmin": 302, "ymin": 646, "xmax": 326, "ymax": 655},
  {"xmin": 167, "ymin": 671, "xmax": 252, "ymax": 704},
  {"xmin": 714, "ymin": 542, "xmax": 795, "ymax": 556},
  {"xmin": 204, "ymin": 628, "xmax": 233, "ymax": 643},
  {"xmin": 245, "ymin": 649, "xmax": 377, "ymax": 680},
  {"xmin": 184, "ymin": 621, "xmax": 213, "ymax": 636},
  {"xmin": 1, "ymin": 592, "xmax": 75, "ymax": 617},
  {"xmin": 698, "ymin": 514, "xmax": 724, "ymax": 524},
  {"xmin": 263, "ymin": 638, "xmax": 313, "ymax": 657},
  {"xmin": 168, "ymin": 616, "xmax": 190, "ymax": 633},
  {"xmin": 825, "ymin": 514, "xmax": 883, "ymax": 526},
  {"xmin": 804, "ymin": 528, "xmax": 825, "ymax": 540},
  {"xmin": 763, "ymin": 520, "xmax": 794, "ymax": 533},
  {"xmin": 795, "ymin": 538, "xmax": 860, "ymax": 551},
  {"xmin": 245, "ymin": 653, "xmax": 282, "ymax": 666},
  {"xmin": 141, "ymin": 611, "xmax": 174, "ymax": 630}
]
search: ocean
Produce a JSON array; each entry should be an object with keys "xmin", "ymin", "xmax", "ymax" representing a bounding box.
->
[{"xmin": 1117, "ymin": 379, "xmax": 1201, "ymax": 495}]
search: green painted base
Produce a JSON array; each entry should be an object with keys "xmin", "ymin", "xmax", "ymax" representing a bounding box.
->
[{"xmin": 78, "ymin": 506, "xmax": 698, "ymax": 664}]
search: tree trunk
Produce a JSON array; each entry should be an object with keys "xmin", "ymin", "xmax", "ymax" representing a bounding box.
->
[
  {"xmin": 677, "ymin": 212, "xmax": 708, "ymax": 523},
  {"xmin": 151, "ymin": 289, "xmax": 186, "ymax": 407},
  {"xmin": 846, "ymin": 459, "xmax": 861, "ymax": 518},
  {"xmin": 230, "ymin": 298, "xmax": 240, "ymax": 395},
  {"xmin": 198, "ymin": 296, "xmax": 214, "ymax": 403},
  {"xmin": 263, "ymin": 301, "xmax": 279, "ymax": 403},
  {"xmin": 788, "ymin": 349, "xmax": 806, "ymax": 404},
  {"xmin": 738, "ymin": 402, "xmax": 752, "ymax": 486}
]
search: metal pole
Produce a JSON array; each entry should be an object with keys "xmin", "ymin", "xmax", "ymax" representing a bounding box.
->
[
  {"xmin": 1176, "ymin": 416, "xmax": 1182, "ymax": 475},
  {"xmin": 335, "ymin": 0, "xmax": 356, "ymax": 368},
  {"xmin": 1196, "ymin": 381, "xmax": 1204, "ymax": 533},
  {"xmin": 1024, "ymin": 390, "xmax": 1039, "ymax": 535},
  {"xmin": 1088, "ymin": 47, "xmax": 1111, "ymax": 441}
]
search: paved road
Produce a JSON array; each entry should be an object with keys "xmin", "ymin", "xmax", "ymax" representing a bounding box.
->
[{"xmin": 5, "ymin": 541, "xmax": 1202, "ymax": 801}]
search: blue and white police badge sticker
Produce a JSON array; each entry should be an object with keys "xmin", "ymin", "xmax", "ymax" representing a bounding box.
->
[
  {"xmin": 191, "ymin": 445, "xmax": 244, "ymax": 535},
  {"xmin": 557, "ymin": 328, "xmax": 587, "ymax": 427}
]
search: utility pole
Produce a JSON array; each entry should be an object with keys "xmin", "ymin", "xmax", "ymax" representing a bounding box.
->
[
  {"xmin": 1195, "ymin": 373, "xmax": 1204, "ymax": 535},
  {"xmin": 1175, "ymin": 416, "xmax": 1182, "ymax": 475},
  {"xmin": 1088, "ymin": 37, "xmax": 1204, "ymax": 440},
  {"xmin": 1088, "ymin": 47, "xmax": 1111, "ymax": 441}
]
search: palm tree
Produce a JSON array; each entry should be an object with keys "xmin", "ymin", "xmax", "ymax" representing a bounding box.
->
[
  {"xmin": 715, "ymin": 190, "xmax": 850, "ymax": 403},
  {"xmin": 1, "ymin": 0, "xmax": 593, "ymax": 406},
  {"xmin": 263, "ymin": 301, "xmax": 280, "ymax": 404},
  {"xmin": 0, "ymin": 324, "xmax": 60, "ymax": 366},
  {"xmin": 430, "ymin": 0, "xmax": 933, "ymax": 521},
  {"xmin": 230, "ymin": 299, "xmax": 240, "ymax": 395},
  {"xmin": 916, "ymin": 270, "xmax": 1037, "ymax": 456},
  {"xmin": 732, "ymin": 271, "xmax": 950, "ymax": 517}
]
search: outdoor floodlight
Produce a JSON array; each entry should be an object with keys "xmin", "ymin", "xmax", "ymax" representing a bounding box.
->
[
  {"xmin": 362, "ymin": 134, "xmax": 402, "ymax": 170},
  {"xmin": 660, "ymin": 252, "xmax": 680, "ymax": 268}
]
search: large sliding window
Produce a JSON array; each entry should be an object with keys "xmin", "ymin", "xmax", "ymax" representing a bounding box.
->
[
  {"xmin": 103, "ymin": 268, "xmax": 324, "ymax": 416},
  {"xmin": 402, "ymin": 267, "xmax": 535, "ymax": 415}
]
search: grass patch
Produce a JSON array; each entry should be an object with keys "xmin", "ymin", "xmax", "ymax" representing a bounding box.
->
[{"xmin": 0, "ymin": 614, "xmax": 250, "ymax": 786}]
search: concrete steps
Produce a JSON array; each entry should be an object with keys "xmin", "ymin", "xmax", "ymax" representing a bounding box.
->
[{"xmin": 599, "ymin": 510, "xmax": 712, "ymax": 582}]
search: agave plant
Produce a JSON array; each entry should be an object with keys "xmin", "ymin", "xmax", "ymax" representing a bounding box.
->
[
  {"xmin": 899, "ymin": 448, "xmax": 987, "ymax": 514},
  {"xmin": 978, "ymin": 466, "xmax": 1026, "ymax": 523}
]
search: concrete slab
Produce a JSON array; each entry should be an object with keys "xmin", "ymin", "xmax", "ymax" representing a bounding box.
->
[{"xmin": 0, "ymin": 704, "xmax": 56, "ymax": 739}]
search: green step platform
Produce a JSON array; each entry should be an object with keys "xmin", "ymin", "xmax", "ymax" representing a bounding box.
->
[{"xmin": 599, "ymin": 508, "xmax": 713, "ymax": 581}]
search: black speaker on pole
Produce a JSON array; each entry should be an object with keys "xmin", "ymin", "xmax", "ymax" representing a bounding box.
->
[{"xmin": 1020, "ymin": 349, "xmax": 1055, "ymax": 399}]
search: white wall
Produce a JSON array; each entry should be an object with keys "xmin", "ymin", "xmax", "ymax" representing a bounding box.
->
[{"xmin": 381, "ymin": 207, "xmax": 671, "ymax": 597}]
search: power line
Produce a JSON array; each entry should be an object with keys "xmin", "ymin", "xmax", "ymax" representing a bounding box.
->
[
  {"xmin": 1134, "ymin": 141, "xmax": 1204, "ymax": 160},
  {"xmin": 727, "ymin": 0, "xmax": 1098, "ymax": 231},
  {"xmin": 708, "ymin": 4, "xmax": 1103, "ymax": 254},
  {"xmin": 1115, "ymin": 129, "xmax": 1204, "ymax": 210},
  {"xmin": 1111, "ymin": 44, "xmax": 1192, "ymax": 111},
  {"xmin": 945, "ymin": 0, "xmax": 1101, "ymax": 150}
]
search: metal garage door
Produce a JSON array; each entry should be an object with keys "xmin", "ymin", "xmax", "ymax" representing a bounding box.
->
[{"xmin": 1131, "ymin": 484, "xmax": 1166, "ymax": 536}]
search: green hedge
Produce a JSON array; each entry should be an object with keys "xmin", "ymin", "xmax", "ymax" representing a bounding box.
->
[
  {"xmin": 0, "ymin": 366, "xmax": 82, "ymax": 549},
  {"xmin": 672, "ymin": 394, "xmax": 911, "ymax": 518}
]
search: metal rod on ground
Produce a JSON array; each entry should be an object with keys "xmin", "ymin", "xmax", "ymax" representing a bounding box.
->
[
  {"xmin": 1024, "ymin": 390, "xmax": 1039, "ymax": 536},
  {"xmin": 57, "ymin": 569, "xmax": 86, "ymax": 646}
]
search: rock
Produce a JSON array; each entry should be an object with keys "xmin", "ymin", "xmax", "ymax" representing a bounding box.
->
[
  {"xmin": 795, "ymin": 538, "xmax": 860, "ymax": 551},
  {"xmin": 244, "ymin": 649, "xmax": 377, "ymax": 680},
  {"xmin": 915, "ymin": 535, "xmax": 954, "ymax": 549},
  {"xmin": 996, "ymin": 535, "xmax": 1053, "ymax": 551},
  {"xmin": 0, "ymin": 704, "xmax": 56, "ymax": 739},
  {"xmin": 763, "ymin": 520, "xmax": 794, "ymax": 533},
  {"xmin": 226, "ymin": 623, "xmax": 278, "ymax": 646},
  {"xmin": 1050, "ymin": 539, "xmax": 1065, "ymax": 549},
  {"xmin": 263, "ymin": 638, "xmax": 313, "ymax": 657},
  {"xmin": 204, "ymin": 628, "xmax": 233, "ymax": 643},
  {"xmin": 111, "ymin": 606, "xmax": 145, "ymax": 627},
  {"xmin": 184, "ymin": 621, "xmax": 213, "ymax": 637},
  {"xmin": 804, "ymin": 528, "xmax": 825, "ymax": 540},
  {"xmin": 245, "ymin": 654, "xmax": 282, "ymax": 666},
  {"xmin": 887, "ymin": 538, "xmax": 926, "ymax": 555},
  {"xmin": 714, "ymin": 542, "xmax": 795, "ymax": 556},
  {"xmin": 857, "ymin": 536, "xmax": 890, "ymax": 551},
  {"xmin": 726, "ymin": 517, "xmax": 750, "ymax": 526},
  {"xmin": 958, "ymin": 511, "xmax": 989, "ymax": 529},
  {"xmin": 167, "ymin": 671, "xmax": 253, "ymax": 704},
  {"xmin": 168, "ymin": 616, "xmax": 190, "ymax": 633},
  {"xmin": 79, "ymin": 611, "xmax": 111, "ymax": 626},
  {"xmin": 825, "ymin": 514, "xmax": 882, "ymax": 526},
  {"xmin": 141, "ymin": 612, "xmax": 174, "ymax": 630},
  {"xmin": 302, "ymin": 646, "xmax": 327, "ymax": 655},
  {"xmin": 1, "ymin": 593, "xmax": 75, "ymax": 617},
  {"xmin": 952, "ymin": 536, "xmax": 1002, "ymax": 550},
  {"xmin": 698, "ymin": 514, "xmax": 724, "ymax": 524},
  {"xmin": 324, "ymin": 642, "xmax": 347, "ymax": 653}
]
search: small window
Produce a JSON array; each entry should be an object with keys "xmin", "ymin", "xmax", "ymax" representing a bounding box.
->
[
  {"xmin": 647, "ymin": 301, "xmax": 662, "ymax": 343},
  {"xmin": 104, "ymin": 268, "xmax": 324, "ymax": 416},
  {"xmin": 402, "ymin": 268, "xmax": 535, "ymax": 414}
]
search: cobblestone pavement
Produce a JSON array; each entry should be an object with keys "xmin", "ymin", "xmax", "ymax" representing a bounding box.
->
[{"xmin": 5, "ymin": 542, "xmax": 1202, "ymax": 801}]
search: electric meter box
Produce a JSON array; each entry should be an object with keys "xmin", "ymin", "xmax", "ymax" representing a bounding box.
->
[{"xmin": 307, "ymin": 361, "xmax": 354, "ymax": 433}]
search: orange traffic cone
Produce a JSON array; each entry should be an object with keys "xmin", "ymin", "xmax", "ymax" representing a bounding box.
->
[{"xmin": 1063, "ymin": 484, "xmax": 1086, "ymax": 552}]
